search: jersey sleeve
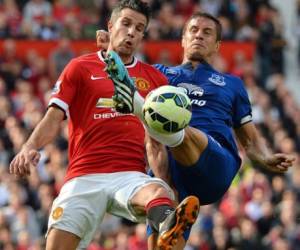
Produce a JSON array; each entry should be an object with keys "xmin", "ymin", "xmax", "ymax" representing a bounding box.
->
[
  {"xmin": 232, "ymin": 78, "xmax": 252, "ymax": 128},
  {"xmin": 153, "ymin": 64, "xmax": 168, "ymax": 75},
  {"xmin": 153, "ymin": 64, "xmax": 179, "ymax": 85},
  {"xmin": 48, "ymin": 59, "xmax": 82, "ymax": 118},
  {"xmin": 150, "ymin": 66, "xmax": 169, "ymax": 87}
]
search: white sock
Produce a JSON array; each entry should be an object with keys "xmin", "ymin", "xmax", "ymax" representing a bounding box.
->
[
  {"xmin": 145, "ymin": 124, "xmax": 185, "ymax": 147},
  {"xmin": 133, "ymin": 91, "xmax": 185, "ymax": 147},
  {"xmin": 133, "ymin": 91, "xmax": 145, "ymax": 120}
]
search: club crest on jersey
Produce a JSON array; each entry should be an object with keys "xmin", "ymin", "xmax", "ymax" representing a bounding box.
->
[
  {"xmin": 134, "ymin": 77, "xmax": 150, "ymax": 91},
  {"xmin": 178, "ymin": 83, "xmax": 204, "ymax": 97},
  {"xmin": 208, "ymin": 73, "xmax": 226, "ymax": 86},
  {"xmin": 52, "ymin": 80, "xmax": 62, "ymax": 94}
]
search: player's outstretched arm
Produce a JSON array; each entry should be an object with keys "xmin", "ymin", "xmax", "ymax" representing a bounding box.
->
[
  {"xmin": 235, "ymin": 122, "xmax": 295, "ymax": 173},
  {"xmin": 9, "ymin": 107, "xmax": 65, "ymax": 177}
]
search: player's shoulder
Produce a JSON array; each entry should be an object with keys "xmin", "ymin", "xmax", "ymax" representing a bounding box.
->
[
  {"xmin": 224, "ymin": 72, "xmax": 243, "ymax": 84},
  {"xmin": 153, "ymin": 63, "xmax": 181, "ymax": 75},
  {"xmin": 225, "ymin": 73, "xmax": 245, "ymax": 91},
  {"xmin": 138, "ymin": 61, "xmax": 164, "ymax": 74},
  {"xmin": 64, "ymin": 52, "xmax": 97, "ymax": 66},
  {"xmin": 210, "ymin": 68, "xmax": 244, "ymax": 89},
  {"xmin": 66, "ymin": 52, "xmax": 104, "ymax": 73},
  {"xmin": 137, "ymin": 61, "xmax": 168, "ymax": 83},
  {"xmin": 153, "ymin": 64, "xmax": 184, "ymax": 84},
  {"xmin": 73, "ymin": 52, "xmax": 99, "ymax": 64}
]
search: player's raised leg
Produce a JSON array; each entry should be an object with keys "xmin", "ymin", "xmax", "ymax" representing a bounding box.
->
[
  {"xmin": 104, "ymin": 51, "xmax": 137, "ymax": 114},
  {"xmin": 116, "ymin": 172, "xmax": 200, "ymax": 250},
  {"xmin": 105, "ymin": 51, "xmax": 189, "ymax": 148}
]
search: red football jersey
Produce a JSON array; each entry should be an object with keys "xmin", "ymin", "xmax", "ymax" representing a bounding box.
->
[{"xmin": 49, "ymin": 51, "xmax": 168, "ymax": 182}]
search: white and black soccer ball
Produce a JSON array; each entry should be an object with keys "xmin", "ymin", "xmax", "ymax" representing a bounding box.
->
[{"xmin": 143, "ymin": 85, "xmax": 192, "ymax": 134}]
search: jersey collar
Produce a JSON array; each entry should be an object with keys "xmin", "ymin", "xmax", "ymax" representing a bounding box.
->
[
  {"xmin": 97, "ymin": 50, "xmax": 137, "ymax": 68},
  {"xmin": 181, "ymin": 60, "xmax": 213, "ymax": 71}
]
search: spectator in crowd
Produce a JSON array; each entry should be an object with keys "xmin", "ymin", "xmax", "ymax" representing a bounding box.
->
[
  {"xmin": 48, "ymin": 38, "xmax": 74, "ymax": 82},
  {"xmin": 22, "ymin": 0, "xmax": 52, "ymax": 37}
]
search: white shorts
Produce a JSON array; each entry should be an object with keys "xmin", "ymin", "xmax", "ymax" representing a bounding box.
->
[{"xmin": 46, "ymin": 171, "xmax": 174, "ymax": 249}]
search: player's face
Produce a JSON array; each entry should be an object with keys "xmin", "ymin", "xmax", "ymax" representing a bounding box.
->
[
  {"xmin": 108, "ymin": 8, "xmax": 146, "ymax": 59},
  {"xmin": 182, "ymin": 17, "xmax": 220, "ymax": 62}
]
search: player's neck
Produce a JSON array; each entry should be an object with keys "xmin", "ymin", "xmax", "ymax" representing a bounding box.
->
[
  {"xmin": 182, "ymin": 57, "xmax": 211, "ymax": 69},
  {"xmin": 104, "ymin": 49, "xmax": 134, "ymax": 64},
  {"xmin": 119, "ymin": 55, "xmax": 134, "ymax": 65}
]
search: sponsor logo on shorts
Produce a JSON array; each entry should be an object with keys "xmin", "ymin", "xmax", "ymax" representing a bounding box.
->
[{"xmin": 52, "ymin": 207, "xmax": 63, "ymax": 220}]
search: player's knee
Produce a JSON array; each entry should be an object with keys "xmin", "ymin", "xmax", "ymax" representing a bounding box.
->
[
  {"xmin": 151, "ymin": 184, "xmax": 172, "ymax": 199},
  {"xmin": 131, "ymin": 182, "xmax": 174, "ymax": 209}
]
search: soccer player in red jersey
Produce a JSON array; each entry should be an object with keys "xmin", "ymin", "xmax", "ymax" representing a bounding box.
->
[{"xmin": 9, "ymin": 1, "xmax": 199, "ymax": 250}]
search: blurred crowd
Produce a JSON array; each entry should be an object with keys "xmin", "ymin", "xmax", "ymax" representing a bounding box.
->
[
  {"xmin": 0, "ymin": 0, "xmax": 300, "ymax": 250},
  {"xmin": 0, "ymin": 0, "xmax": 288, "ymax": 43},
  {"xmin": 0, "ymin": 0, "xmax": 291, "ymax": 43},
  {"xmin": 0, "ymin": 0, "xmax": 292, "ymax": 82}
]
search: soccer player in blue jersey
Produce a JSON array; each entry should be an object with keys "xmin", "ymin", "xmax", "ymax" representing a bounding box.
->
[{"xmin": 100, "ymin": 12, "xmax": 295, "ymax": 250}]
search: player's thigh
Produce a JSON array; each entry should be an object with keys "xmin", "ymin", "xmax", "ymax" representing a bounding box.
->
[
  {"xmin": 130, "ymin": 181, "xmax": 173, "ymax": 209},
  {"xmin": 172, "ymin": 135, "xmax": 240, "ymax": 204},
  {"xmin": 108, "ymin": 171, "xmax": 174, "ymax": 223},
  {"xmin": 46, "ymin": 228, "xmax": 80, "ymax": 250},
  {"xmin": 46, "ymin": 175, "xmax": 109, "ymax": 249},
  {"xmin": 171, "ymin": 126, "xmax": 208, "ymax": 166}
]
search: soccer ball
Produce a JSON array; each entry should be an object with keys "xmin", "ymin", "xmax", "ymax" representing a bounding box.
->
[{"xmin": 143, "ymin": 85, "xmax": 192, "ymax": 134}]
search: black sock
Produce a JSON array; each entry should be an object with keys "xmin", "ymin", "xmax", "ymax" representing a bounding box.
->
[{"xmin": 147, "ymin": 205, "xmax": 175, "ymax": 232}]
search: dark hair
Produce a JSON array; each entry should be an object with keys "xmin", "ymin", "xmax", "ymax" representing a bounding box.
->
[
  {"xmin": 110, "ymin": 0, "xmax": 151, "ymax": 28},
  {"xmin": 183, "ymin": 12, "xmax": 222, "ymax": 41}
]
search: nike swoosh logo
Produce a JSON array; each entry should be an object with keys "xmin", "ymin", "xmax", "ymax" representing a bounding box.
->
[{"xmin": 91, "ymin": 75, "xmax": 105, "ymax": 80}]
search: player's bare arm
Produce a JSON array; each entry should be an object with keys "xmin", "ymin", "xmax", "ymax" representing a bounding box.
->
[
  {"xmin": 9, "ymin": 107, "xmax": 65, "ymax": 177},
  {"xmin": 235, "ymin": 122, "xmax": 295, "ymax": 173}
]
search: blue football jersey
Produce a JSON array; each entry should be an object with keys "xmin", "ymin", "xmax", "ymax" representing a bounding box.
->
[{"xmin": 154, "ymin": 62, "xmax": 252, "ymax": 162}]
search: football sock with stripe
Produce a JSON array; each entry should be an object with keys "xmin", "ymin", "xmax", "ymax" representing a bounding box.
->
[{"xmin": 146, "ymin": 197, "xmax": 175, "ymax": 232}]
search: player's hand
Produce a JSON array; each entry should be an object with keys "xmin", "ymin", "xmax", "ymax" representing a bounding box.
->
[
  {"xmin": 9, "ymin": 145, "xmax": 41, "ymax": 178},
  {"xmin": 263, "ymin": 153, "xmax": 295, "ymax": 173},
  {"xmin": 96, "ymin": 30, "xmax": 109, "ymax": 50}
]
